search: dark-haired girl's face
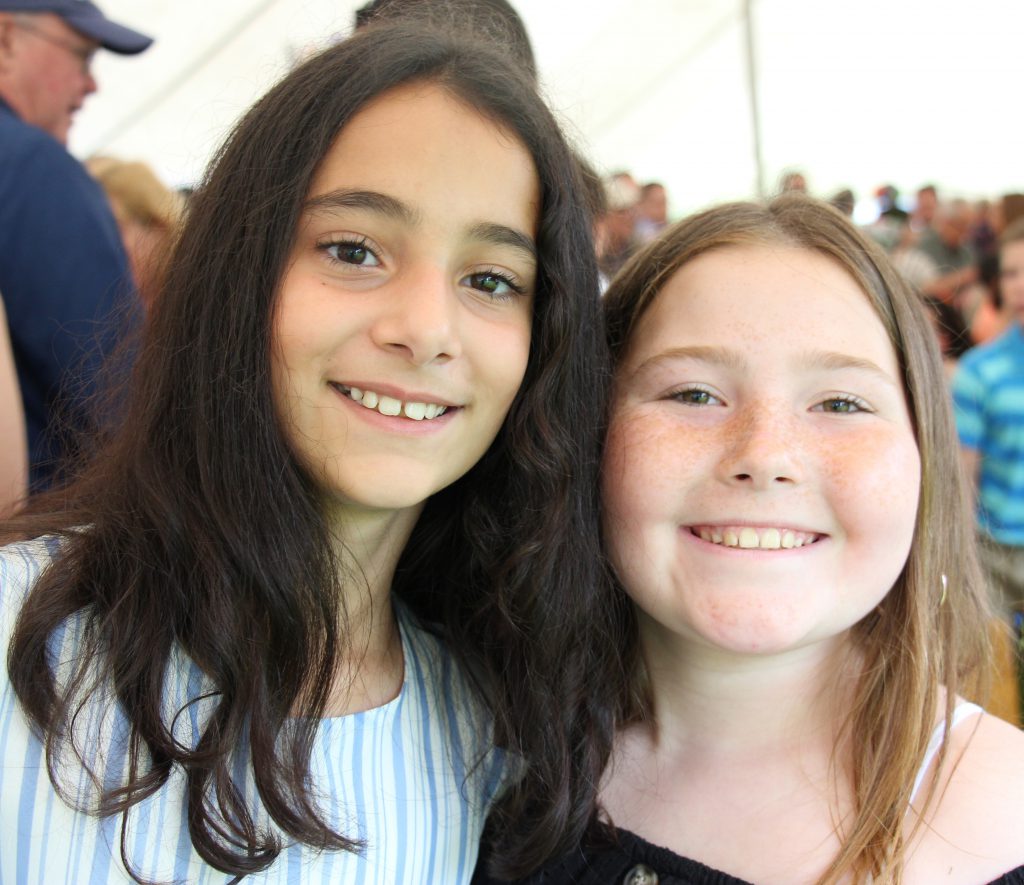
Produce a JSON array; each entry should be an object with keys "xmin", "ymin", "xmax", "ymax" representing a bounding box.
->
[{"xmin": 272, "ymin": 82, "xmax": 540, "ymax": 523}]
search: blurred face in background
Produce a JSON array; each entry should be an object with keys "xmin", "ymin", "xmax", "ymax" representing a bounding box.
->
[
  {"xmin": 1001, "ymin": 240, "xmax": 1024, "ymax": 325},
  {"xmin": 639, "ymin": 185, "xmax": 667, "ymax": 225},
  {"xmin": 0, "ymin": 12, "xmax": 98, "ymax": 143}
]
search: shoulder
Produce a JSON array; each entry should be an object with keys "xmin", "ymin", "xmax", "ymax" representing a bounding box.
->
[
  {"xmin": 0, "ymin": 123, "xmax": 113, "ymax": 233},
  {"xmin": 955, "ymin": 341, "xmax": 995, "ymax": 377},
  {"xmin": 0, "ymin": 536, "xmax": 61, "ymax": 611},
  {"xmin": 397, "ymin": 605, "xmax": 512, "ymax": 794},
  {"xmin": 398, "ymin": 606, "xmax": 482, "ymax": 710},
  {"xmin": 909, "ymin": 708, "xmax": 1024, "ymax": 882},
  {"xmin": 0, "ymin": 116, "xmax": 85, "ymax": 189},
  {"xmin": 963, "ymin": 328, "xmax": 1021, "ymax": 372},
  {"xmin": 397, "ymin": 605, "xmax": 493, "ymax": 737}
]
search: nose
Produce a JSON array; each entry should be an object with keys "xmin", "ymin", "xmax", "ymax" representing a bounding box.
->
[
  {"xmin": 717, "ymin": 402, "xmax": 802, "ymax": 490},
  {"xmin": 370, "ymin": 265, "xmax": 461, "ymax": 366}
]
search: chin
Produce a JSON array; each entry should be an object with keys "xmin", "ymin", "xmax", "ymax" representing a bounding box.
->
[{"xmin": 681, "ymin": 597, "xmax": 850, "ymax": 659}]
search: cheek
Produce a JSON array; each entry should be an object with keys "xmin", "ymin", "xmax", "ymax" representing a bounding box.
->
[
  {"xmin": 602, "ymin": 409, "xmax": 687, "ymax": 563},
  {"xmin": 481, "ymin": 310, "xmax": 533, "ymax": 409},
  {"xmin": 268, "ymin": 300, "xmax": 324, "ymax": 440},
  {"xmin": 826, "ymin": 429, "xmax": 921, "ymax": 561}
]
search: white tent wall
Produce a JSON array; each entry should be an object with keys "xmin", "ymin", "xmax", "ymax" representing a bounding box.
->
[{"xmin": 70, "ymin": 0, "xmax": 1024, "ymax": 218}]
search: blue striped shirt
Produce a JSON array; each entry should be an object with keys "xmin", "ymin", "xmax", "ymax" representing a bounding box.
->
[
  {"xmin": 0, "ymin": 538, "xmax": 507, "ymax": 883},
  {"xmin": 953, "ymin": 323, "xmax": 1024, "ymax": 544}
]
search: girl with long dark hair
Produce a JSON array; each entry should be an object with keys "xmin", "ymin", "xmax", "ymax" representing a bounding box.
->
[{"xmin": 0, "ymin": 21, "xmax": 616, "ymax": 883}]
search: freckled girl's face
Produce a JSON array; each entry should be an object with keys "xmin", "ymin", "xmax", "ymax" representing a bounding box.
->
[{"xmin": 602, "ymin": 244, "xmax": 921, "ymax": 657}]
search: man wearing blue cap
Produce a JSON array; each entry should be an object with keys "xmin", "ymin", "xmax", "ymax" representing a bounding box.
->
[{"xmin": 0, "ymin": 1, "xmax": 151, "ymax": 489}]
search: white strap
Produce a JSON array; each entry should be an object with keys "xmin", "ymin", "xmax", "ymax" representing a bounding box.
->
[{"xmin": 908, "ymin": 701, "xmax": 983, "ymax": 805}]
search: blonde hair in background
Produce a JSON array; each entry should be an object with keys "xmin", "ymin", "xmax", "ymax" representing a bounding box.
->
[
  {"xmin": 86, "ymin": 156, "xmax": 184, "ymax": 308},
  {"xmin": 603, "ymin": 194, "xmax": 992, "ymax": 885}
]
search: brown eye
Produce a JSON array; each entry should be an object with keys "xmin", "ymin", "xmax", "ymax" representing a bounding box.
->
[{"xmin": 323, "ymin": 240, "xmax": 380, "ymax": 267}]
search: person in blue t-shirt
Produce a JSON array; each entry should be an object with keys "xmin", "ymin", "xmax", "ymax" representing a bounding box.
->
[
  {"xmin": 0, "ymin": 1, "xmax": 151, "ymax": 489},
  {"xmin": 953, "ymin": 217, "xmax": 1024, "ymax": 617}
]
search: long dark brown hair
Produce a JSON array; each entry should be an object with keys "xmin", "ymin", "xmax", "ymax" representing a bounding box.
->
[
  {"xmin": 5, "ymin": 21, "xmax": 619, "ymax": 881},
  {"xmin": 602, "ymin": 195, "xmax": 991, "ymax": 884}
]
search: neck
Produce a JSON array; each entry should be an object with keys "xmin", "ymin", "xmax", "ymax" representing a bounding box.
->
[
  {"xmin": 316, "ymin": 500, "xmax": 423, "ymax": 717},
  {"xmin": 601, "ymin": 617, "xmax": 861, "ymax": 883},
  {"xmin": 0, "ymin": 87, "xmax": 17, "ymax": 117},
  {"xmin": 638, "ymin": 616, "xmax": 856, "ymax": 759}
]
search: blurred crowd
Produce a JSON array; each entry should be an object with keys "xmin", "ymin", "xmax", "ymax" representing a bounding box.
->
[{"xmin": 593, "ymin": 168, "xmax": 1024, "ymax": 376}]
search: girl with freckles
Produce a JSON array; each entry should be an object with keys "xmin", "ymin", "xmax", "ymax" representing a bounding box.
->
[
  {"xmin": 0, "ymin": 21, "xmax": 617, "ymax": 884},
  {"xmin": 477, "ymin": 196, "xmax": 1024, "ymax": 884}
]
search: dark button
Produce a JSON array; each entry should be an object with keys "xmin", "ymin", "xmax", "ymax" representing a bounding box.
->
[{"xmin": 623, "ymin": 864, "xmax": 659, "ymax": 885}]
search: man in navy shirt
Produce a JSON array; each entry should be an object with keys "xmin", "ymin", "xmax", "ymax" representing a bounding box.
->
[{"xmin": 0, "ymin": 1, "xmax": 150, "ymax": 488}]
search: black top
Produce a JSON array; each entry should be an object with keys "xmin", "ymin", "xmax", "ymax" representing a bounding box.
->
[{"xmin": 474, "ymin": 827, "xmax": 1024, "ymax": 884}]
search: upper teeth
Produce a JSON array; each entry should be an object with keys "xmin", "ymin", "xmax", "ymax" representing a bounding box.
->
[
  {"xmin": 339, "ymin": 385, "xmax": 449, "ymax": 421},
  {"xmin": 692, "ymin": 525, "xmax": 819, "ymax": 550}
]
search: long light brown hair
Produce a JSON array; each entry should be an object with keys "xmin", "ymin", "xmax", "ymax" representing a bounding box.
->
[{"xmin": 602, "ymin": 194, "xmax": 992, "ymax": 884}]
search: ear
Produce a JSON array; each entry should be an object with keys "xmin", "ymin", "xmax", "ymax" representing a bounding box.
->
[{"xmin": 0, "ymin": 14, "xmax": 17, "ymax": 68}]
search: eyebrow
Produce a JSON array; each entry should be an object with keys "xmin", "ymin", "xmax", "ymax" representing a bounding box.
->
[
  {"xmin": 303, "ymin": 189, "xmax": 537, "ymax": 260},
  {"xmin": 467, "ymin": 221, "xmax": 537, "ymax": 261},
  {"xmin": 799, "ymin": 350, "xmax": 900, "ymax": 388},
  {"xmin": 630, "ymin": 345, "xmax": 900, "ymax": 388},
  {"xmin": 305, "ymin": 188, "xmax": 418, "ymax": 224},
  {"xmin": 630, "ymin": 345, "xmax": 747, "ymax": 378}
]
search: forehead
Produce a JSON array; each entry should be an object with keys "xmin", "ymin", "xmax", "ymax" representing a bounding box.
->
[
  {"xmin": 627, "ymin": 244, "xmax": 899, "ymax": 372},
  {"xmin": 23, "ymin": 12, "xmax": 97, "ymax": 46},
  {"xmin": 306, "ymin": 81, "xmax": 538, "ymax": 205}
]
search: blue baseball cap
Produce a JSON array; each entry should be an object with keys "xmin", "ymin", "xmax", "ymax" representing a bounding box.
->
[{"xmin": 0, "ymin": 0, "xmax": 152, "ymax": 54}]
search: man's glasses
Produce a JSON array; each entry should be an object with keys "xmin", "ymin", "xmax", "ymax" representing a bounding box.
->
[{"xmin": 14, "ymin": 17, "xmax": 97, "ymax": 75}]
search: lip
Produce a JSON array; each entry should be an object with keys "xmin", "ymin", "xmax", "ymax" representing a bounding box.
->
[
  {"xmin": 682, "ymin": 522, "xmax": 828, "ymax": 553},
  {"xmin": 334, "ymin": 380, "xmax": 461, "ymax": 409},
  {"xmin": 681, "ymin": 532, "xmax": 827, "ymax": 557},
  {"xmin": 687, "ymin": 520, "xmax": 824, "ymax": 535},
  {"xmin": 329, "ymin": 382, "xmax": 460, "ymax": 434}
]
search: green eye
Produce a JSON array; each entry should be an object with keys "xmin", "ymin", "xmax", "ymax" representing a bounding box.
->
[
  {"xmin": 462, "ymin": 271, "xmax": 523, "ymax": 301},
  {"xmin": 473, "ymin": 273, "xmax": 509, "ymax": 294},
  {"xmin": 342, "ymin": 245, "xmax": 369, "ymax": 264},
  {"xmin": 819, "ymin": 397, "xmax": 863, "ymax": 413},
  {"xmin": 671, "ymin": 388, "xmax": 720, "ymax": 406}
]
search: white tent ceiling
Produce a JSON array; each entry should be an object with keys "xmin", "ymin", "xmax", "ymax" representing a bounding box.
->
[{"xmin": 70, "ymin": 0, "xmax": 1024, "ymax": 218}]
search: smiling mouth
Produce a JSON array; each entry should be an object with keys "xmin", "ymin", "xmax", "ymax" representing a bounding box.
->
[
  {"xmin": 689, "ymin": 525, "xmax": 823, "ymax": 550},
  {"xmin": 332, "ymin": 383, "xmax": 452, "ymax": 421}
]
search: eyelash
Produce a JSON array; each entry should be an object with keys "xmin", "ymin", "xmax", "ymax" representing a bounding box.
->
[
  {"xmin": 463, "ymin": 267, "xmax": 527, "ymax": 301},
  {"xmin": 318, "ymin": 236, "xmax": 380, "ymax": 268},
  {"xmin": 814, "ymin": 394, "xmax": 872, "ymax": 414},
  {"xmin": 667, "ymin": 385, "xmax": 721, "ymax": 407}
]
